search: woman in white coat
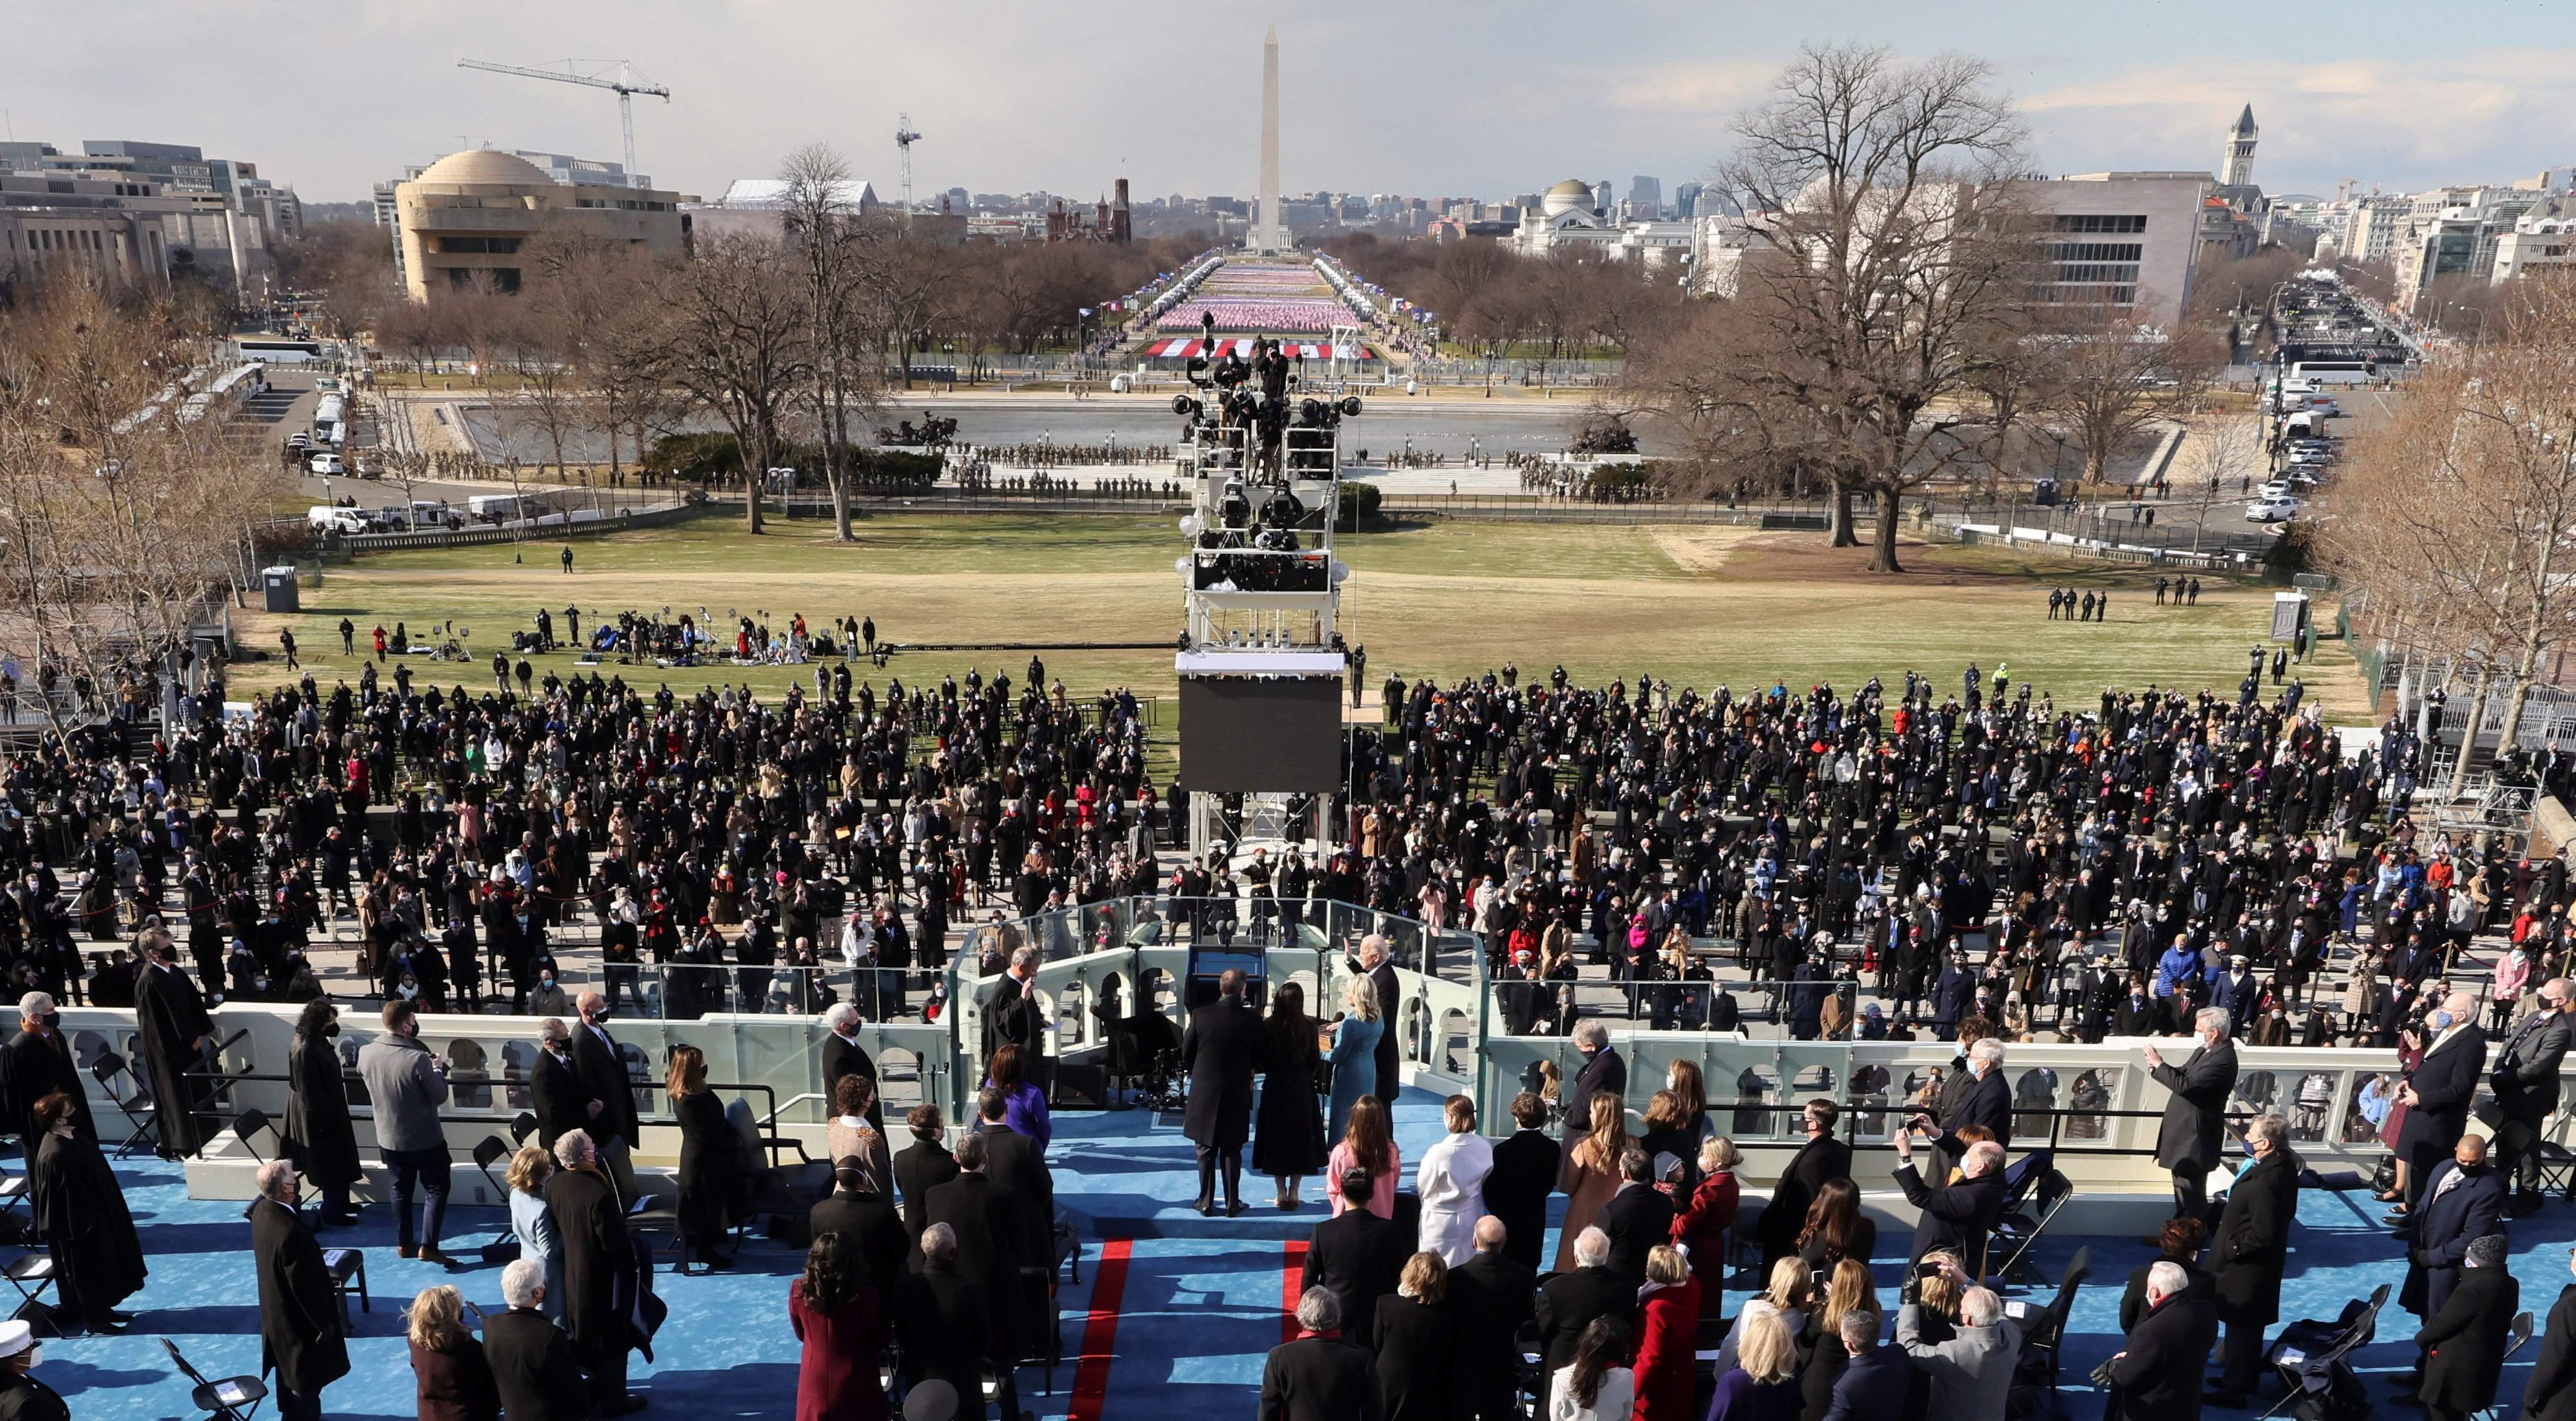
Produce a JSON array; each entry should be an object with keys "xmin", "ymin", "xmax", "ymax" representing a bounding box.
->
[{"xmin": 1415, "ymin": 1094, "xmax": 1494, "ymax": 1266}]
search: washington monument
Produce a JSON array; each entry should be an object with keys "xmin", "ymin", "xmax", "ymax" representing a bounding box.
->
[{"xmin": 1248, "ymin": 25, "xmax": 1290, "ymax": 253}]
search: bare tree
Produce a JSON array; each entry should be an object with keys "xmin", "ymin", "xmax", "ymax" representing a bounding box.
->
[
  {"xmin": 2175, "ymin": 414, "xmax": 2260, "ymax": 553},
  {"xmin": 2043, "ymin": 301, "xmax": 2223, "ymax": 486},
  {"xmin": 2325, "ymin": 273, "xmax": 2576, "ymax": 790},
  {"xmin": 653, "ymin": 235, "xmax": 812, "ymax": 533},
  {"xmin": 1703, "ymin": 43, "xmax": 2036, "ymax": 569},
  {"xmin": 778, "ymin": 144, "xmax": 888, "ymax": 542}
]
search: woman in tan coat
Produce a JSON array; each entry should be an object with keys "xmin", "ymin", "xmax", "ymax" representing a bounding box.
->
[{"xmin": 1553, "ymin": 1092, "xmax": 1628, "ymax": 1272}]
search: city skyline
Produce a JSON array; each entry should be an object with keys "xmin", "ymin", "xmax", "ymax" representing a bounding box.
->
[{"xmin": 19, "ymin": 0, "xmax": 2576, "ymax": 206}]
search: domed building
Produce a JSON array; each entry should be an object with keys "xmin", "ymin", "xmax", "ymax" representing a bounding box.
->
[
  {"xmin": 1512, "ymin": 177, "xmax": 1694, "ymax": 266},
  {"xmin": 393, "ymin": 147, "xmax": 695, "ymax": 302}
]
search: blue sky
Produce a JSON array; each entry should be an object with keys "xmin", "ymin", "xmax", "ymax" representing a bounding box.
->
[{"xmin": 22, "ymin": 0, "xmax": 2575, "ymax": 204}]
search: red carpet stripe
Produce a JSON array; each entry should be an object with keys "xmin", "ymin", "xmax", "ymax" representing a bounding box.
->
[
  {"xmin": 1281, "ymin": 1238, "xmax": 1309, "ymax": 1345},
  {"xmin": 1066, "ymin": 1238, "xmax": 1134, "ymax": 1421}
]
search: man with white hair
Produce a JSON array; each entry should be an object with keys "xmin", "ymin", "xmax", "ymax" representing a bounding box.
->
[
  {"xmin": 6, "ymin": 991, "xmax": 87, "ymax": 1167},
  {"xmin": 485, "ymin": 1257, "xmax": 588, "ymax": 1421},
  {"xmin": 2106, "ymin": 1258, "xmax": 2219, "ymax": 1417},
  {"xmin": 1894, "ymin": 1124, "xmax": 2009, "ymax": 1278},
  {"xmin": 891, "ymin": 1223, "xmax": 991, "ymax": 1409},
  {"xmin": 1449, "ymin": 1216, "xmax": 1538, "ymax": 1421},
  {"xmin": 2144, "ymin": 1006, "xmax": 2238, "ymax": 1223},
  {"xmin": 1919, "ymin": 1036, "xmax": 2012, "ymax": 1158},
  {"xmin": 818, "ymin": 1001, "xmax": 882, "ymax": 1133},
  {"xmin": 1258, "ymin": 1284, "xmax": 1377, "ymax": 1421},
  {"xmin": 1535, "ymin": 1226, "xmax": 1635, "ymax": 1412},
  {"xmin": 1360, "ymin": 934, "xmax": 1402, "ymax": 1124},
  {"xmin": 1899, "ymin": 1274, "xmax": 2020, "ymax": 1420},
  {"xmin": 1562, "ymin": 1018, "xmax": 1625, "ymax": 1152},
  {"xmin": 2395, "ymin": 989, "xmax": 2489, "ymax": 1210},
  {"xmin": 248, "ymin": 1162, "xmax": 348, "ymax": 1421},
  {"xmin": 545, "ymin": 1128, "xmax": 644, "ymax": 1415},
  {"xmin": 2491, "ymin": 976, "xmax": 2574, "ymax": 1216}
]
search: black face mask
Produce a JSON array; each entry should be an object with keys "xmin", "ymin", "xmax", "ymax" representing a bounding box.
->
[
  {"xmin": 34, "ymin": 1013, "xmax": 58, "ymax": 1031},
  {"xmin": 323, "ymin": 1022, "xmax": 340, "ymax": 1038}
]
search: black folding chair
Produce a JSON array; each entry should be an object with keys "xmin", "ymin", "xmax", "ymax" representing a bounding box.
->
[
  {"xmin": 2260, "ymin": 1283, "xmax": 2389, "ymax": 1420},
  {"xmin": 2010, "ymin": 1245, "xmax": 2090, "ymax": 1399},
  {"xmin": 162, "ymin": 1336, "xmax": 268, "ymax": 1421},
  {"xmin": 2476, "ymin": 1311, "xmax": 2537, "ymax": 1421},
  {"xmin": 231, "ymin": 1108, "xmax": 276, "ymax": 1166},
  {"xmin": 320, "ymin": 1246, "xmax": 369, "ymax": 1318},
  {"xmin": 2, "ymin": 1253, "xmax": 58, "ymax": 1336},
  {"xmin": 508, "ymin": 1110, "xmax": 539, "ymax": 1147},
  {"xmin": 90, "ymin": 1051, "xmax": 158, "ymax": 1159}
]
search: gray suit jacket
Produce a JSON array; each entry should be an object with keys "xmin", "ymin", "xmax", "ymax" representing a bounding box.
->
[{"xmin": 1897, "ymin": 1304, "xmax": 2019, "ymax": 1421}]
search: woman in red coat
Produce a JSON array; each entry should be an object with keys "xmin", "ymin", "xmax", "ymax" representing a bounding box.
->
[
  {"xmin": 1671, "ymin": 1135, "xmax": 1741, "ymax": 1300},
  {"xmin": 1633, "ymin": 1244, "xmax": 1704, "ymax": 1421},
  {"xmin": 787, "ymin": 1233, "xmax": 888, "ymax": 1421}
]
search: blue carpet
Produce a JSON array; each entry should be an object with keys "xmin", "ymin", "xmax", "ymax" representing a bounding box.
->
[{"xmin": 40, "ymin": 1115, "xmax": 2564, "ymax": 1420}]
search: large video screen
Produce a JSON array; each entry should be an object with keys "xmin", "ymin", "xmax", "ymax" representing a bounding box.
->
[{"xmin": 1178, "ymin": 676, "xmax": 1343, "ymax": 793}]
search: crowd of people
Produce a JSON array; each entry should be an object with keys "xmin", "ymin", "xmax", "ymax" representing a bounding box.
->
[{"xmin": 9, "ymin": 621, "xmax": 2576, "ymax": 1417}]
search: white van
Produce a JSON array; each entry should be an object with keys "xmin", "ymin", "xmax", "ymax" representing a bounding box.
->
[
  {"xmin": 306, "ymin": 505, "xmax": 368, "ymax": 535},
  {"xmin": 466, "ymin": 493, "xmax": 546, "ymax": 523}
]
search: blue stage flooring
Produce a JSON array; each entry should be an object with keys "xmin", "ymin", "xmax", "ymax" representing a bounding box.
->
[{"xmin": 40, "ymin": 1100, "xmax": 2574, "ymax": 1420}]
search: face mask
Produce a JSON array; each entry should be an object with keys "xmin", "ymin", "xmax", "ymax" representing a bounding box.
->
[
  {"xmin": 21, "ymin": 1346, "xmax": 37, "ymax": 1368},
  {"xmin": 323, "ymin": 1022, "xmax": 340, "ymax": 1039},
  {"xmin": 542, "ymin": 976, "xmax": 555, "ymax": 989},
  {"xmin": 2431, "ymin": 1011, "xmax": 2455, "ymax": 1030},
  {"xmin": 35, "ymin": 1013, "xmax": 57, "ymax": 1031}
]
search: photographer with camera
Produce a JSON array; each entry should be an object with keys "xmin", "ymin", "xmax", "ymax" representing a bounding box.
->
[{"xmin": 1892, "ymin": 1116, "xmax": 2006, "ymax": 1280}]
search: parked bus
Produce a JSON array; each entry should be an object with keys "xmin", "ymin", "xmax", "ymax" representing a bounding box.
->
[{"xmin": 2288, "ymin": 359, "xmax": 2374, "ymax": 386}]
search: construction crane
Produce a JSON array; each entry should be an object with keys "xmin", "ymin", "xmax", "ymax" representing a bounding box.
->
[
  {"xmin": 894, "ymin": 114, "xmax": 923, "ymax": 230},
  {"xmin": 457, "ymin": 59, "xmax": 669, "ymax": 188}
]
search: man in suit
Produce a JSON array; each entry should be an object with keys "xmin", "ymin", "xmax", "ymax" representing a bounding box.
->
[
  {"xmin": 895, "ymin": 1223, "xmax": 997, "ymax": 1419},
  {"xmin": 2144, "ymin": 1007, "xmax": 2238, "ymax": 1223},
  {"xmin": 1482, "ymin": 1092, "xmax": 1560, "ymax": 1273},
  {"xmin": 1260, "ymin": 1287, "xmax": 1381, "ymax": 1421},
  {"xmin": 2414, "ymin": 1233, "xmax": 2518, "ymax": 1421},
  {"xmin": 1360, "ymin": 935, "xmax": 1403, "ymax": 1123},
  {"xmin": 1534, "ymin": 1226, "xmax": 1636, "ymax": 1410},
  {"xmin": 545, "ymin": 1129, "xmax": 644, "ymax": 1416},
  {"xmin": 487, "ymin": 1258, "xmax": 590, "ymax": 1421},
  {"xmin": 921, "ymin": 1130, "xmax": 1036, "ymax": 1419},
  {"xmin": 1598, "ymin": 1147, "xmax": 1675, "ymax": 1281},
  {"xmin": 819, "ymin": 1001, "xmax": 885, "ymax": 1135},
  {"xmin": 2518, "ymin": 1243, "xmax": 2576, "ymax": 1421},
  {"xmin": 810, "ymin": 1157, "xmax": 908, "ymax": 1291},
  {"xmin": 528, "ymin": 1017, "xmax": 594, "ymax": 1152},
  {"xmin": 2398, "ymin": 1133, "xmax": 2507, "ymax": 1359},
  {"xmin": 1897, "ymin": 1281, "xmax": 2020, "ymax": 1419},
  {"xmin": 1562, "ymin": 1017, "xmax": 1625, "ymax": 1152},
  {"xmin": 2491, "ymin": 977, "xmax": 2573, "ymax": 1216},
  {"xmin": 1759, "ymin": 1098, "xmax": 1854, "ymax": 1263},
  {"xmin": 1930, "ymin": 1037, "xmax": 2013, "ymax": 1153},
  {"xmin": 570, "ymin": 991, "xmax": 642, "ymax": 1203},
  {"xmin": 977, "ymin": 1086, "xmax": 1054, "ymax": 1263},
  {"xmin": 1448, "ymin": 1216, "xmax": 1537, "ymax": 1421},
  {"xmin": 2396, "ymin": 991, "xmax": 2489, "ymax": 1210},
  {"xmin": 1892, "ymin": 1130, "xmax": 2008, "ymax": 1278},
  {"xmin": 1820, "ymin": 1311, "xmax": 1912, "ymax": 1421},
  {"xmin": 1180, "ymin": 966, "xmax": 1260, "ymax": 1216},
  {"xmin": 1301, "ymin": 1168, "xmax": 1409, "ymax": 1333},
  {"xmin": 2208, "ymin": 1112, "xmax": 2301, "ymax": 1407},
  {"xmin": 4, "ymin": 992, "xmax": 89, "ymax": 1168},
  {"xmin": 248, "ymin": 1162, "xmax": 348, "ymax": 1421},
  {"xmin": 2107, "ymin": 1261, "xmax": 2220, "ymax": 1421}
]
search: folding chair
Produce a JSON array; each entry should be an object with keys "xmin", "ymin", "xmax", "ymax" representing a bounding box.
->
[
  {"xmin": 90, "ymin": 1050, "xmax": 158, "ymax": 1159},
  {"xmin": 471, "ymin": 1136, "xmax": 523, "ymax": 1264},
  {"xmin": 231, "ymin": 1108, "xmax": 276, "ymax": 1166},
  {"xmin": 1985, "ymin": 1148, "xmax": 2070, "ymax": 1285},
  {"xmin": 319, "ymin": 1246, "xmax": 369, "ymax": 1317},
  {"xmin": 2476, "ymin": 1311, "xmax": 2537, "ymax": 1421},
  {"xmin": 508, "ymin": 1110, "xmax": 539, "ymax": 1147},
  {"xmin": 1054, "ymin": 1211, "xmax": 1082, "ymax": 1286},
  {"xmin": 162, "ymin": 1336, "xmax": 268, "ymax": 1421},
  {"xmin": 2009, "ymin": 1246, "xmax": 2090, "ymax": 1393},
  {"xmin": 0, "ymin": 1165, "xmax": 28, "ymax": 1226},
  {"xmin": 2259, "ymin": 1283, "xmax": 2389, "ymax": 1420},
  {"xmin": 2534, "ymin": 1138, "xmax": 2576, "ymax": 1202},
  {"xmin": 1, "ymin": 1251, "xmax": 59, "ymax": 1337}
]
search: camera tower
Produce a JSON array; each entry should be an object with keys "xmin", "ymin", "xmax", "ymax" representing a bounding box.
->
[{"xmin": 1171, "ymin": 372, "xmax": 1357, "ymax": 856}]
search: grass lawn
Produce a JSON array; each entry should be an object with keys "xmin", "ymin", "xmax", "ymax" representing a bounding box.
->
[{"xmin": 231, "ymin": 511, "xmax": 2368, "ymax": 725}]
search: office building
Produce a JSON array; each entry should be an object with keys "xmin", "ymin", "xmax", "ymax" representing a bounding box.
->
[{"xmin": 2027, "ymin": 172, "xmax": 2210, "ymax": 329}]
